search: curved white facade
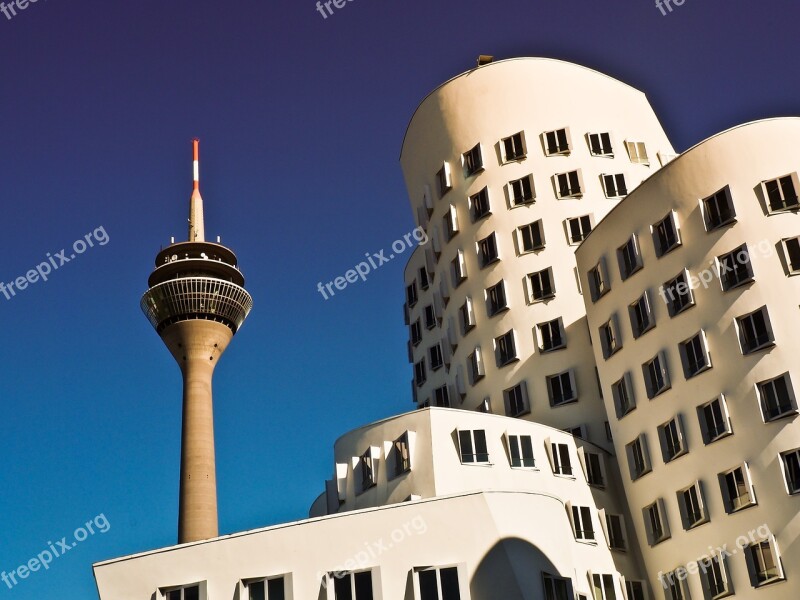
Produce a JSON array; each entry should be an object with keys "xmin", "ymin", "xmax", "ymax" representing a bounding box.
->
[
  {"xmin": 576, "ymin": 118, "xmax": 800, "ymax": 599},
  {"xmin": 400, "ymin": 57, "xmax": 676, "ymax": 449}
]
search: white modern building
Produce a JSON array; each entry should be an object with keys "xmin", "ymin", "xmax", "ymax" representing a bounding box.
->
[{"xmin": 94, "ymin": 58, "xmax": 798, "ymax": 600}]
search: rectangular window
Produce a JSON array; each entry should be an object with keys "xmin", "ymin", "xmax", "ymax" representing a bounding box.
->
[
  {"xmin": 458, "ymin": 429, "xmax": 489, "ymax": 464},
  {"xmin": 663, "ymin": 271, "xmax": 694, "ymax": 317},
  {"xmin": 699, "ymin": 554, "xmax": 729, "ymax": 598},
  {"xmin": 663, "ymin": 571, "xmax": 686, "ymax": 600},
  {"xmin": 436, "ymin": 163, "xmax": 452, "ymax": 198},
  {"xmin": 462, "ymin": 143, "xmax": 483, "ymax": 176},
  {"xmin": 617, "ymin": 235, "xmax": 642, "ymax": 279},
  {"xmin": 542, "ymin": 573, "xmax": 570, "ymax": 600},
  {"xmin": 417, "ymin": 566, "xmax": 461, "ymax": 600},
  {"xmin": 544, "ymin": 127, "xmax": 571, "ymax": 155},
  {"xmin": 486, "ymin": 281, "xmax": 507, "ymax": 316},
  {"xmin": 393, "ymin": 432, "xmax": 411, "ymax": 477},
  {"xmin": 414, "ymin": 359, "xmax": 426, "ymax": 387},
  {"xmin": 418, "ymin": 267, "xmax": 429, "ymax": 290},
  {"xmin": 410, "ymin": 319, "xmax": 422, "ymax": 346},
  {"xmin": 467, "ymin": 346, "xmax": 485, "ymax": 385},
  {"xmin": 167, "ymin": 586, "xmax": 201, "ymax": 600},
  {"xmin": 433, "ymin": 384, "xmax": 450, "ymax": 407},
  {"xmin": 624, "ymin": 581, "xmax": 644, "ymax": 600},
  {"xmin": 779, "ymin": 448, "xmax": 800, "ymax": 495},
  {"xmin": 469, "ymin": 187, "xmax": 490, "ymax": 221},
  {"xmin": 504, "ymin": 382, "xmax": 529, "ymax": 417},
  {"xmin": 547, "ymin": 370, "xmax": 577, "ymax": 406},
  {"xmin": 606, "ymin": 514, "xmax": 626, "ymax": 551},
  {"xmin": 653, "ymin": 211, "xmax": 681, "ymax": 257},
  {"xmin": 478, "ymin": 232, "xmax": 499, "ymax": 267},
  {"xmin": 591, "ymin": 573, "xmax": 618, "ymax": 600},
  {"xmin": 502, "ymin": 131, "xmax": 526, "ymax": 162},
  {"xmin": 247, "ymin": 577, "xmax": 285, "ymax": 600},
  {"xmin": 333, "ymin": 570, "xmax": 374, "ymax": 600},
  {"xmin": 537, "ymin": 318, "xmax": 565, "ymax": 352},
  {"xmin": 588, "ymin": 132, "xmax": 613, "ymax": 157},
  {"xmin": 628, "ymin": 291, "xmax": 654, "ymax": 338},
  {"xmin": 359, "ymin": 449, "xmax": 376, "ymax": 492},
  {"xmin": 429, "ymin": 343, "xmax": 444, "ymax": 371},
  {"xmin": 720, "ymin": 464, "xmax": 756, "ymax": 513},
  {"xmin": 642, "ymin": 352, "xmax": 670, "ymax": 398},
  {"xmin": 602, "ymin": 174, "xmax": 628, "ymax": 198},
  {"xmin": 625, "ymin": 141, "xmax": 649, "ymax": 165},
  {"xmin": 626, "ymin": 435, "xmax": 651, "ymax": 480},
  {"xmin": 718, "ymin": 244, "xmax": 753, "ymax": 290},
  {"xmin": 757, "ymin": 373, "xmax": 797, "ymax": 421},
  {"xmin": 677, "ymin": 481, "xmax": 707, "ymax": 530},
  {"xmin": 735, "ymin": 306, "xmax": 774, "ymax": 354},
  {"xmin": 528, "ymin": 268, "xmax": 555, "ymax": 302},
  {"xmin": 555, "ymin": 170, "xmax": 583, "ymax": 198},
  {"xmin": 599, "ymin": 315, "xmax": 621, "ymax": 359},
  {"xmin": 424, "ymin": 304, "xmax": 436, "ymax": 330},
  {"xmin": 571, "ymin": 505, "xmax": 595, "ymax": 541},
  {"xmin": 680, "ymin": 331, "xmax": 712, "ymax": 378},
  {"xmin": 588, "ymin": 258, "xmax": 609, "ymax": 302},
  {"xmin": 644, "ymin": 499, "xmax": 669, "ymax": 545},
  {"xmin": 658, "ymin": 416, "xmax": 687, "ymax": 462},
  {"xmin": 763, "ymin": 173, "xmax": 799, "ymax": 212},
  {"xmin": 566, "ymin": 215, "xmax": 593, "ymax": 244},
  {"xmin": 518, "ymin": 220, "xmax": 544, "ymax": 252},
  {"xmin": 585, "ymin": 452, "xmax": 605, "ymax": 487},
  {"xmin": 781, "ymin": 236, "xmax": 800, "ymax": 274},
  {"xmin": 509, "ymin": 175, "xmax": 535, "ymax": 205},
  {"xmin": 745, "ymin": 537, "xmax": 785, "ymax": 586},
  {"xmin": 702, "ymin": 186, "xmax": 737, "ymax": 230},
  {"xmin": 551, "ymin": 442, "xmax": 573, "ymax": 476},
  {"xmin": 406, "ymin": 281, "xmax": 418, "ymax": 307},
  {"xmin": 509, "ymin": 434, "xmax": 535, "ymax": 468},
  {"xmin": 459, "ymin": 297, "xmax": 476, "ymax": 334},
  {"xmin": 495, "ymin": 330, "xmax": 518, "ymax": 367},
  {"xmin": 451, "ymin": 249, "xmax": 466, "ymax": 286},
  {"xmin": 698, "ymin": 396, "xmax": 732, "ymax": 444},
  {"xmin": 612, "ymin": 373, "xmax": 635, "ymax": 419},
  {"xmin": 443, "ymin": 205, "xmax": 459, "ymax": 241}
]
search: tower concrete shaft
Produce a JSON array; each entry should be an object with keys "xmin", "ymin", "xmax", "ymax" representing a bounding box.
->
[{"xmin": 140, "ymin": 139, "xmax": 253, "ymax": 544}]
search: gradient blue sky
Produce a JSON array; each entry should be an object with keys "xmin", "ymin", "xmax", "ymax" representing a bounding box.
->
[{"xmin": 1, "ymin": 0, "xmax": 798, "ymax": 597}]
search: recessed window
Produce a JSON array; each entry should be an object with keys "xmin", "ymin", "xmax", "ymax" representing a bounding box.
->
[
  {"xmin": 418, "ymin": 266, "xmax": 430, "ymax": 290},
  {"xmin": 744, "ymin": 537, "xmax": 785, "ymax": 587},
  {"xmin": 605, "ymin": 513, "xmax": 627, "ymax": 551},
  {"xmin": 625, "ymin": 140, "xmax": 649, "ymax": 165},
  {"xmin": 518, "ymin": 220, "xmax": 545, "ymax": 252},
  {"xmin": 543, "ymin": 127, "xmax": 571, "ymax": 156},
  {"xmin": 652, "ymin": 211, "xmax": 681, "ymax": 257},
  {"xmin": 762, "ymin": 172, "xmax": 799, "ymax": 213},
  {"xmin": 662, "ymin": 270, "xmax": 694, "ymax": 317},
  {"xmin": 501, "ymin": 131, "xmax": 526, "ymax": 162},
  {"xmin": 588, "ymin": 258, "xmax": 609, "ymax": 302},
  {"xmin": 565, "ymin": 215, "xmax": 593, "ymax": 244},
  {"xmin": 477, "ymin": 397, "xmax": 491, "ymax": 413},
  {"xmin": 617, "ymin": 235, "xmax": 642, "ymax": 279},
  {"xmin": 392, "ymin": 432, "xmax": 411, "ymax": 477},
  {"xmin": 429, "ymin": 343, "xmax": 444, "ymax": 371},
  {"xmin": 702, "ymin": 186, "xmax": 737, "ymax": 230},
  {"xmin": 433, "ymin": 384, "xmax": 450, "ymax": 407},
  {"xmin": 458, "ymin": 429, "xmax": 489, "ymax": 463},
  {"xmin": 642, "ymin": 351, "xmax": 670, "ymax": 398},
  {"xmin": 599, "ymin": 315, "xmax": 621, "ymax": 359},
  {"xmin": 591, "ymin": 574, "xmax": 618, "ymax": 600},
  {"xmin": 550, "ymin": 442, "xmax": 573, "ymax": 476},
  {"xmin": 469, "ymin": 187, "xmax": 491, "ymax": 221},
  {"xmin": 462, "ymin": 143, "xmax": 483, "ymax": 176},
  {"xmin": 459, "ymin": 297, "xmax": 476, "ymax": 334},
  {"xmin": 509, "ymin": 174, "xmax": 535, "ymax": 206},
  {"xmin": 503, "ymin": 382, "xmax": 530, "ymax": 417},
  {"xmin": 443, "ymin": 205, "xmax": 459, "ymax": 241},
  {"xmin": 781, "ymin": 236, "xmax": 800, "ymax": 275},
  {"xmin": 406, "ymin": 281, "xmax": 418, "ymax": 307},
  {"xmin": 624, "ymin": 582, "xmax": 645, "ymax": 600},
  {"xmin": 676, "ymin": 481, "xmax": 707, "ymax": 530},
  {"xmin": 542, "ymin": 573, "xmax": 571, "ymax": 600},
  {"xmin": 555, "ymin": 170, "xmax": 583, "ymax": 198},
  {"xmin": 719, "ymin": 463, "xmax": 756, "ymax": 513},
  {"xmin": 697, "ymin": 395, "xmax": 733, "ymax": 445},
  {"xmin": 662, "ymin": 570, "xmax": 688, "ymax": 600},
  {"xmin": 414, "ymin": 359, "xmax": 426, "ymax": 387},
  {"xmin": 477, "ymin": 232, "xmax": 499, "ymax": 268},
  {"xmin": 436, "ymin": 163, "xmax": 452, "ymax": 198},
  {"xmin": 410, "ymin": 319, "xmax": 422, "ymax": 346},
  {"xmin": 359, "ymin": 449, "xmax": 376, "ymax": 492},
  {"xmin": 570, "ymin": 505, "xmax": 595, "ymax": 541},
  {"xmin": 423, "ymin": 304, "xmax": 436, "ymax": 330},
  {"xmin": 717, "ymin": 244, "xmax": 753, "ymax": 290},
  {"xmin": 563, "ymin": 424, "xmax": 586, "ymax": 439},
  {"xmin": 246, "ymin": 576, "xmax": 285, "ymax": 600},
  {"xmin": 584, "ymin": 452, "xmax": 605, "ymax": 487},
  {"xmin": 450, "ymin": 249, "xmax": 467, "ymax": 287},
  {"xmin": 547, "ymin": 370, "xmax": 577, "ymax": 406},
  {"xmin": 486, "ymin": 281, "xmax": 507, "ymax": 316},
  {"xmin": 588, "ymin": 132, "xmax": 613, "ymax": 157},
  {"xmin": 780, "ymin": 448, "xmax": 800, "ymax": 495},
  {"xmin": 417, "ymin": 566, "xmax": 461, "ymax": 600},
  {"xmin": 166, "ymin": 585, "xmax": 201, "ymax": 600},
  {"xmin": 644, "ymin": 499, "xmax": 670, "ymax": 545},
  {"xmin": 628, "ymin": 291, "xmax": 654, "ymax": 338},
  {"xmin": 527, "ymin": 268, "xmax": 555, "ymax": 303},
  {"xmin": 626, "ymin": 434, "xmax": 651, "ymax": 480},
  {"xmin": 495, "ymin": 330, "xmax": 518, "ymax": 367},
  {"xmin": 537, "ymin": 318, "xmax": 565, "ymax": 352},
  {"xmin": 679, "ymin": 331, "xmax": 712, "ymax": 378},
  {"xmin": 332, "ymin": 570, "xmax": 374, "ymax": 600},
  {"xmin": 612, "ymin": 373, "xmax": 635, "ymax": 419},
  {"xmin": 756, "ymin": 372, "xmax": 797, "ymax": 421},
  {"xmin": 467, "ymin": 346, "xmax": 485, "ymax": 385},
  {"xmin": 699, "ymin": 554, "xmax": 731, "ymax": 599},
  {"xmin": 658, "ymin": 415, "xmax": 687, "ymax": 462},
  {"xmin": 602, "ymin": 173, "xmax": 628, "ymax": 198}
]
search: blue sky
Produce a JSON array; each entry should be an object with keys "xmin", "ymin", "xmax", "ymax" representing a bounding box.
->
[{"xmin": 0, "ymin": 0, "xmax": 798, "ymax": 597}]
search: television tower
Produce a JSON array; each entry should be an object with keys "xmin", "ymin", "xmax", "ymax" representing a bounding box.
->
[{"xmin": 140, "ymin": 139, "xmax": 253, "ymax": 543}]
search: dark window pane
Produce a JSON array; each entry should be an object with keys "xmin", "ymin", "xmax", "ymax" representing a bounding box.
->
[
  {"xmin": 334, "ymin": 574, "xmax": 353, "ymax": 600},
  {"xmin": 184, "ymin": 586, "xmax": 200, "ymax": 600},
  {"xmin": 267, "ymin": 577, "xmax": 285, "ymax": 600},
  {"xmin": 419, "ymin": 570, "xmax": 439, "ymax": 600},
  {"xmin": 249, "ymin": 581, "xmax": 266, "ymax": 600},
  {"xmin": 354, "ymin": 571, "xmax": 373, "ymax": 600},
  {"xmin": 440, "ymin": 567, "xmax": 461, "ymax": 600}
]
